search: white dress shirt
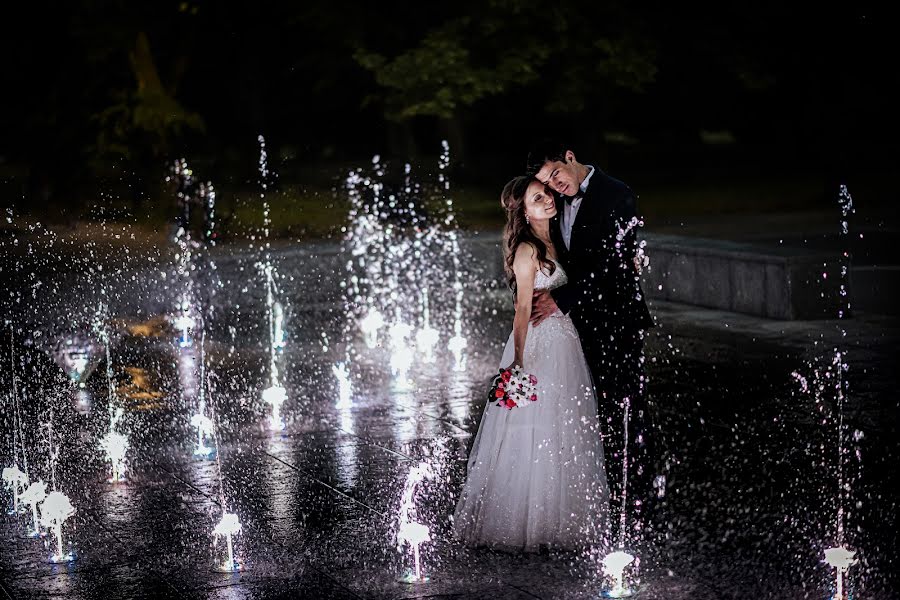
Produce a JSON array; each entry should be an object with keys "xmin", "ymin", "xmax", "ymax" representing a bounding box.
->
[{"xmin": 561, "ymin": 165, "xmax": 595, "ymax": 250}]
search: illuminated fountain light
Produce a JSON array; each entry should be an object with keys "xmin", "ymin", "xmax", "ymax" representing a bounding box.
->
[
  {"xmin": 602, "ymin": 550, "xmax": 636, "ymax": 598},
  {"xmin": 398, "ymin": 521, "xmax": 431, "ymax": 584},
  {"xmin": 190, "ymin": 412, "xmax": 215, "ymax": 456},
  {"xmin": 174, "ymin": 297, "xmax": 196, "ymax": 348},
  {"xmin": 273, "ymin": 301, "xmax": 287, "ymax": 351},
  {"xmin": 333, "ymin": 363, "xmax": 353, "ymax": 409},
  {"xmin": 447, "ymin": 319, "xmax": 467, "ymax": 373},
  {"xmin": 2, "ymin": 465, "xmax": 28, "ymax": 514},
  {"xmin": 396, "ymin": 462, "xmax": 436, "ymax": 584},
  {"xmin": 360, "ymin": 310, "xmax": 384, "ymax": 349},
  {"xmin": 389, "ymin": 320, "xmax": 413, "ymax": 351},
  {"xmin": 99, "ymin": 430, "xmax": 129, "ymax": 483},
  {"xmin": 262, "ymin": 385, "xmax": 287, "ymax": 431},
  {"xmin": 99, "ymin": 406, "xmax": 129, "ymax": 483},
  {"xmin": 40, "ymin": 491, "xmax": 76, "ymax": 563},
  {"xmin": 415, "ymin": 288, "xmax": 439, "ymax": 364},
  {"xmin": 389, "ymin": 320, "xmax": 414, "ymax": 389},
  {"xmin": 824, "ymin": 546, "xmax": 857, "ymax": 600},
  {"xmin": 212, "ymin": 511, "xmax": 242, "ymax": 572},
  {"xmin": 342, "ymin": 145, "xmax": 465, "ymax": 376},
  {"xmin": 390, "ymin": 345, "xmax": 415, "ymax": 390},
  {"xmin": 20, "ymin": 480, "xmax": 47, "ymax": 537},
  {"xmin": 415, "ymin": 326, "xmax": 439, "ymax": 364}
]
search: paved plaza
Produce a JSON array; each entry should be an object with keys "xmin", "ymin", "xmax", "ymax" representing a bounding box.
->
[{"xmin": 1, "ymin": 232, "xmax": 897, "ymax": 599}]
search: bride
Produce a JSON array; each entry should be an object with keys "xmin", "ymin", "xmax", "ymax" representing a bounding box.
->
[{"xmin": 453, "ymin": 175, "xmax": 609, "ymax": 551}]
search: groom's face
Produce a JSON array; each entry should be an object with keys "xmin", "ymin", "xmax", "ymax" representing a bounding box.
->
[{"xmin": 534, "ymin": 150, "xmax": 580, "ymax": 197}]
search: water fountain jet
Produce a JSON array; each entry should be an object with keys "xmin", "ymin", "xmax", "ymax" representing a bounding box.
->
[
  {"xmin": 213, "ymin": 511, "xmax": 243, "ymax": 572},
  {"xmin": 820, "ymin": 185, "xmax": 858, "ymax": 600},
  {"xmin": 824, "ymin": 546, "xmax": 857, "ymax": 600},
  {"xmin": 415, "ymin": 289, "xmax": 439, "ymax": 364},
  {"xmin": 389, "ymin": 319, "xmax": 414, "ymax": 389},
  {"xmin": 191, "ymin": 413, "xmax": 215, "ymax": 456},
  {"xmin": 262, "ymin": 384, "xmax": 287, "ymax": 431},
  {"xmin": 174, "ymin": 297, "xmax": 196, "ymax": 348},
  {"xmin": 360, "ymin": 310, "xmax": 384, "ymax": 349},
  {"xmin": 342, "ymin": 143, "xmax": 468, "ymax": 379},
  {"xmin": 20, "ymin": 480, "xmax": 47, "ymax": 537},
  {"xmin": 273, "ymin": 301, "xmax": 287, "ymax": 351},
  {"xmin": 396, "ymin": 462, "xmax": 436, "ymax": 584},
  {"xmin": 601, "ymin": 550, "xmax": 636, "ymax": 597},
  {"xmin": 2, "ymin": 465, "xmax": 28, "ymax": 514},
  {"xmin": 99, "ymin": 407, "xmax": 129, "ymax": 482},
  {"xmin": 40, "ymin": 490, "xmax": 75, "ymax": 563},
  {"xmin": 447, "ymin": 319, "xmax": 467, "ymax": 373},
  {"xmin": 99, "ymin": 430, "xmax": 129, "ymax": 483},
  {"xmin": 5, "ymin": 327, "xmax": 30, "ymax": 515},
  {"xmin": 333, "ymin": 362, "xmax": 353, "ymax": 409}
]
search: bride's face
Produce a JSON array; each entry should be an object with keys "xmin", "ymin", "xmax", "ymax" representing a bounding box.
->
[{"xmin": 524, "ymin": 180, "xmax": 557, "ymax": 223}]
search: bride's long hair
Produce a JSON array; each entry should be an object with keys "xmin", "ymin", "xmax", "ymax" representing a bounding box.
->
[{"xmin": 500, "ymin": 176, "xmax": 556, "ymax": 298}]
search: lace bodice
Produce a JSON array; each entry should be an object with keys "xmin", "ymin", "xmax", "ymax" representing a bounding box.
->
[{"xmin": 535, "ymin": 259, "xmax": 567, "ymax": 291}]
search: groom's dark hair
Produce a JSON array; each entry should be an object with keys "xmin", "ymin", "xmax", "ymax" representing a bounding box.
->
[{"xmin": 525, "ymin": 140, "xmax": 570, "ymax": 176}]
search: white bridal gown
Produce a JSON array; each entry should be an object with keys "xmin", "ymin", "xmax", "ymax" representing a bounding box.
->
[{"xmin": 453, "ymin": 260, "xmax": 609, "ymax": 551}]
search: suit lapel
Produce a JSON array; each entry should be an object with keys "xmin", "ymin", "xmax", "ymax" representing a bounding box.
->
[
  {"xmin": 566, "ymin": 188, "xmax": 594, "ymax": 254},
  {"xmin": 567, "ymin": 201, "xmax": 583, "ymax": 252},
  {"xmin": 551, "ymin": 215, "xmax": 568, "ymax": 264}
]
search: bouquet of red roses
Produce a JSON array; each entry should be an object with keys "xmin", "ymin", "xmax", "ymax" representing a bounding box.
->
[{"xmin": 487, "ymin": 365, "xmax": 538, "ymax": 409}]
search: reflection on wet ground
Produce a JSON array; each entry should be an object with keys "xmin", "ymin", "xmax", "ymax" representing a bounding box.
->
[{"xmin": 1, "ymin": 239, "xmax": 898, "ymax": 599}]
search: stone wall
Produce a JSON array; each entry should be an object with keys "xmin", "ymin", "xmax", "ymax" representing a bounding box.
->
[{"xmin": 640, "ymin": 233, "xmax": 845, "ymax": 320}]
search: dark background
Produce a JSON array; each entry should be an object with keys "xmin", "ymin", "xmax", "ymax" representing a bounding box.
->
[{"xmin": 0, "ymin": 1, "xmax": 893, "ymax": 229}]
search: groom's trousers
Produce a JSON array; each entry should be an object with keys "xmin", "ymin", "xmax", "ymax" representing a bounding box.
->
[{"xmin": 583, "ymin": 327, "xmax": 658, "ymax": 542}]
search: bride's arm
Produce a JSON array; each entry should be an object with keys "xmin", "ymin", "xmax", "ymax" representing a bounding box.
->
[{"xmin": 510, "ymin": 243, "xmax": 539, "ymax": 369}]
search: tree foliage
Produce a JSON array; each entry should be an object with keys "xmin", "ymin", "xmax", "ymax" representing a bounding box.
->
[
  {"xmin": 94, "ymin": 32, "xmax": 203, "ymax": 162},
  {"xmin": 354, "ymin": 0, "xmax": 658, "ymax": 122}
]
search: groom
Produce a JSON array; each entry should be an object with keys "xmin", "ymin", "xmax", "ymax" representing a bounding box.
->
[{"xmin": 525, "ymin": 141, "xmax": 657, "ymax": 533}]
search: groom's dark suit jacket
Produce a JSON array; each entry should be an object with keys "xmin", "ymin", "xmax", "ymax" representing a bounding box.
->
[{"xmin": 549, "ymin": 168, "xmax": 654, "ymax": 391}]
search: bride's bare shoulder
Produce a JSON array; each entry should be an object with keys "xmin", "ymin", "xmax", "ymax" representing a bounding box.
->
[{"xmin": 512, "ymin": 242, "xmax": 539, "ymax": 272}]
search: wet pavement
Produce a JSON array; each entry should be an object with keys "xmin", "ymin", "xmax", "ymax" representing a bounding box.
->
[{"xmin": 1, "ymin": 229, "xmax": 898, "ymax": 599}]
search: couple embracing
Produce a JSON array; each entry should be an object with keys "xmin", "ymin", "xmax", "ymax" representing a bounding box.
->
[{"xmin": 453, "ymin": 141, "xmax": 656, "ymax": 553}]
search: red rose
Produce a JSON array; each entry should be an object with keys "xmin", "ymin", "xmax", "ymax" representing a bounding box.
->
[
  {"xmin": 507, "ymin": 399, "xmax": 517, "ymax": 409},
  {"xmin": 530, "ymin": 394, "xmax": 537, "ymax": 402},
  {"xmin": 494, "ymin": 389, "xmax": 505, "ymax": 398},
  {"xmin": 501, "ymin": 370, "xmax": 512, "ymax": 382}
]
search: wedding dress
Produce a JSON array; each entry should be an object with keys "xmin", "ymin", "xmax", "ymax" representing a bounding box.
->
[{"xmin": 453, "ymin": 260, "xmax": 609, "ymax": 551}]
